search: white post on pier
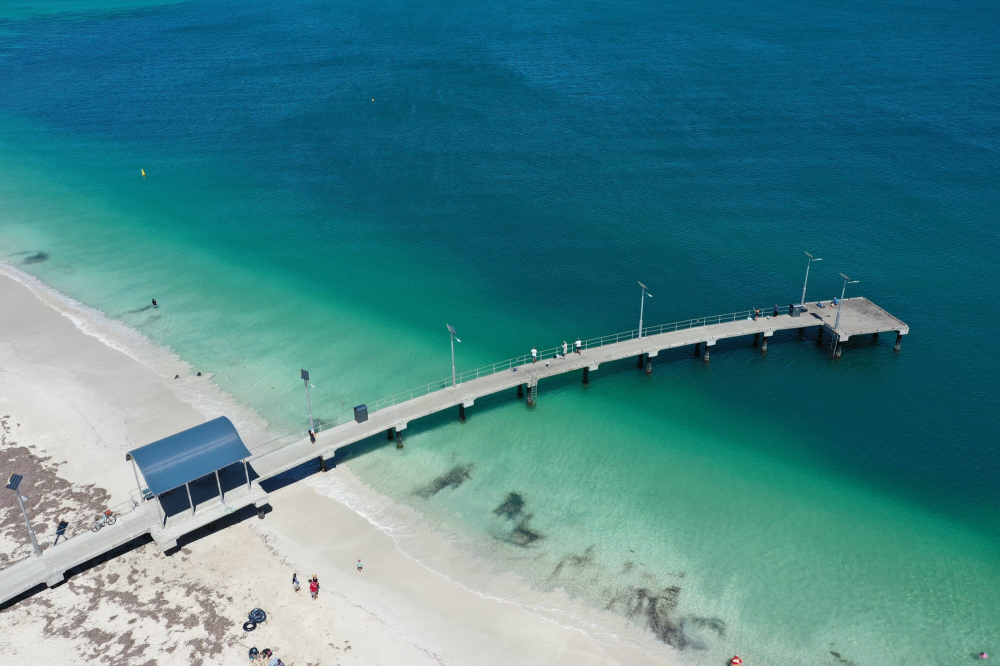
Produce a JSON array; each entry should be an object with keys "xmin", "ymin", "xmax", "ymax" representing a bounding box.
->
[
  {"xmin": 447, "ymin": 324, "xmax": 461, "ymax": 388},
  {"xmin": 301, "ymin": 369, "xmax": 314, "ymax": 433},
  {"xmin": 801, "ymin": 252, "xmax": 822, "ymax": 306},
  {"xmin": 638, "ymin": 282, "xmax": 652, "ymax": 339},
  {"xmin": 243, "ymin": 459, "xmax": 251, "ymax": 491},
  {"xmin": 834, "ymin": 273, "xmax": 859, "ymax": 333},
  {"xmin": 215, "ymin": 470, "xmax": 224, "ymax": 502}
]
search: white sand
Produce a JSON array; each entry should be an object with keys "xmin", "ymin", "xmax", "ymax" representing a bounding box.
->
[{"xmin": 0, "ymin": 266, "xmax": 672, "ymax": 665}]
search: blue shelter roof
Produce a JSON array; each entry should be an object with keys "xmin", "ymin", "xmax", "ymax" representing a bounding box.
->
[{"xmin": 126, "ymin": 417, "xmax": 251, "ymax": 497}]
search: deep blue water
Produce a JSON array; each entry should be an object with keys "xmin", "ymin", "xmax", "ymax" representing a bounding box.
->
[{"xmin": 1, "ymin": 0, "xmax": 998, "ymax": 662}]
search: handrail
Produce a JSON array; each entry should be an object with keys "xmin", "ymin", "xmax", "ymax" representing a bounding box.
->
[
  {"xmin": 360, "ymin": 307, "xmax": 771, "ymax": 417},
  {"xmin": 256, "ymin": 306, "xmax": 779, "ymax": 446}
]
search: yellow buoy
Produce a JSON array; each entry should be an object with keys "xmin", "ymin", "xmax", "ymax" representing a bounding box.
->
[{"xmin": 141, "ymin": 169, "xmax": 146, "ymax": 178}]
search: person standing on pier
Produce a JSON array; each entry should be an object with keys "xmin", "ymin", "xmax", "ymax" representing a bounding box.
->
[
  {"xmin": 531, "ymin": 347, "xmax": 538, "ymax": 363},
  {"xmin": 562, "ymin": 341, "xmax": 568, "ymax": 356},
  {"xmin": 575, "ymin": 338, "xmax": 582, "ymax": 354},
  {"xmin": 773, "ymin": 303, "xmax": 780, "ymax": 318}
]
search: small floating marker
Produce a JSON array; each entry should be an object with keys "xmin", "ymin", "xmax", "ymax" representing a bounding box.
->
[
  {"xmin": 140, "ymin": 168, "xmax": 146, "ymax": 178},
  {"xmin": 372, "ymin": 98, "xmax": 375, "ymax": 102}
]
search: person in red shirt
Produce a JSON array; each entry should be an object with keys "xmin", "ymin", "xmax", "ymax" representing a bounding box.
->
[{"xmin": 309, "ymin": 576, "xmax": 319, "ymax": 600}]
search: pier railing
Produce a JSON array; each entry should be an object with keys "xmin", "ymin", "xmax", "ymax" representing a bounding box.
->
[
  {"xmin": 316, "ymin": 308, "xmax": 764, "ymax": 424},
  {"xmin": 255, "ymin": 307, "xmax": 768, "ymax": 446}
]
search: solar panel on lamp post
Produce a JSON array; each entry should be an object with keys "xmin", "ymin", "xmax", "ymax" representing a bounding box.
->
[
  {"xmin": 801, "ymin": 252, "xmax": 822, "ymax": 307},
  {"xmin": 638, "ymin": 282, "xmax": 652, "ymax": 339},
  {"xmin": 447, "ymin": 324, "xmax": 461, "ymax": 388},
  {"xmin": 301, "ymin": 369, "xmax": 314, "ymax": 434},
  {"xmin": 6, "ymin": 474, "xmax": 42, "ymax": 557},
  {"xmin": 834, "ymin": 273, "xmax": 860, "ymax": 333}
]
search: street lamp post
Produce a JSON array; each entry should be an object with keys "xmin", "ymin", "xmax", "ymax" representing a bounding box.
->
[
  {"xmin": 6, "ymin": 474, "xmax": 42, "ymax": 557},
  {"xmin": 447, "ymin": 324, "xmax": 461, "ymax": 387},
  {"xmin": 834, "ymin": 273, "xmax": 859, "ymax": 333},
  {"xmin": 301, "ymin": 369, "xmax": 314, "ymax": 433},
  {"xmin": 801, "ymin": 252, "xmax": 822, "ymax": 306},
  {"xmin": 638, "ymin": 281, "xmax": 653, "ymax": 339}
]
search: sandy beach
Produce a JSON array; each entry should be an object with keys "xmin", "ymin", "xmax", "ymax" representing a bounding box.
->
[{"xmin": 0, "ymin": 266, "xmax": 667, "ymax": 665}]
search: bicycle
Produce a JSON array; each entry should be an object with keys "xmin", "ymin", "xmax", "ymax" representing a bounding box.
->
[{"xmin": 91, "ymin": 509, "xmax": 117, "ymax": 532}]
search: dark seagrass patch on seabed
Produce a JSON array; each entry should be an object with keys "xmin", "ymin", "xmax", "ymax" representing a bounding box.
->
[
  {"xmin": 23, "ymin": 251, "xmax": 49, "ymax": 264},
  {"xmin": 829, "ymin": 650, "xmax": 858, "ymax": 666},
  {"xmin": 418, "ymin": 463, "xmax": 474, "ymax": 498},
  {"xmin": 551, "ymin": 545, "xmax": 596, "ymax": 578},
  {"xmin": 492, "ymin": 491, "xmax": 543, "ymax": 546},
  {"xmin": 605, "ymin": 585, "xmax": 725, "ymax": 649}
]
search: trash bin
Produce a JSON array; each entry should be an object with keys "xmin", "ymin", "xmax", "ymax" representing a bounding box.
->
[
  {"xmin": 789, "ymin": 304, "xmax": 802, "ymax": 317},
  {"xmin": 354, "ymin": 404, "xmax": 368, "ymax": 423}
]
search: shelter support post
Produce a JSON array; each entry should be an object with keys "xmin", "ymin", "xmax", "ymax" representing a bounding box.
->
[
  {"xmin": 156, "ymin": 496, "xmax": 165, "ymax": 527},
  {"xmin": 894, "ymin": 332, "xmax": 903, "ymax": 351},
  {"xmin": 582, "ymin": 367, "xmax": 589, "ymax": 385},
  {"xmin": 243, "ymin": 460, "xmax": 250, "ymax": 491},
  {"xmin": 185, "ymin": 482, "xmax": 195, "ymax": 516},
  {"xmin": 130, "ymin": 458, "xmax": 144, "ymax": 500},
  {"xmin": 214, "ymin": 470, "xmax": 223, "ymax": 502}
]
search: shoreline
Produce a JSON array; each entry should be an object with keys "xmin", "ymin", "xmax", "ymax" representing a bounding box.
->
[{"xmin": 0, "ymin": 265, "xmax": 672, "ymax": 664}]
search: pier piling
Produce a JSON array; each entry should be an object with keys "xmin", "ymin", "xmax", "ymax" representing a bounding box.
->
[
  {"xmin": 637, "ymin": 354, "xmax": 644, "ymax": 369},
  {"xmin": 387, "ymin": 427, "xmax": 394, "ymax": 440},
  {"xmin": 517, "ymin": 383, "xmax": 524, "ymax": 398},
  {"xmin": 582, "ymin": 367, "xmax": 589, "ymax": 384},
  {"xmin": 459, "ymin": 404, "xmax": 466, "ymax": 422},
  {"xmin": 703, "ymin": 345, "xmax": 710, "ymax": 362},
  {"xmin": 834, "ymin": 341, "xmax": 844, "ymax": 358},
  {"xmin": 645, "ymin": 356, "xmax": 652, "ymax": 375},
  {"xmin": 816, "ymin": 328, "xmax": 825, "ymax": 345},
  {"xmin": 894, "ymin": 332, "xmax": 903, "ymax": 351},
  {"xmin": 753, "ymin": 333, "xmax": 760, "ymax": 347},
  {"xmin": 761, "ymin": 336, "xmax": 768, "ymax": 353},
  {"xmin": 396, "ymin": 429, "xmax": 404, "ymax": 449},
  {"xmin": 694, "ymin": 342, "xmax": 701, "ymax": 356},
  {"xmin": 318, "ymin": 456, "xmax": 327, "ymax": 473}
]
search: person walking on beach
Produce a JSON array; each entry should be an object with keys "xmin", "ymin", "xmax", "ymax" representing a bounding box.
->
[
  {"xmin": 309, "ymin": 575, "xmax": 319, "ymax": 600},
  {"xmin": 531, "ymin": 347, "xmax": 537, "ymax": 363},
  {"xmin": 575, "ymin": 338, "xmax": 582, "ymax": 354},
  {"xmin": 562, "ymin": 341, "xmax": 568, "ymax": 356},
  {"xmin": 292, "ymin": 573, "xmax": 300, "ymax": 593},
  {"xmin": 357, "ymin": 558, "xmax": 363, "ymax": 572}
]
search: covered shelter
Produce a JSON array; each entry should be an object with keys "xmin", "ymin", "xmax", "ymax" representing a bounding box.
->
[{"xmin": 126, "ymin": 416, "xmax": 252, "ymax": 521}]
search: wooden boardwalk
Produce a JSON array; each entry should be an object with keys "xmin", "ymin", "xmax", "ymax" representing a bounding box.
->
[{"xmin": 0, "ymin": 296, "xmax": 906, "ymax": 607}]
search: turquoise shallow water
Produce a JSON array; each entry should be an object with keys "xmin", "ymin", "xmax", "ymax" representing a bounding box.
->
[{"xmin": 1, "ymin": 0, "xmax": 999, "ymax": 662}]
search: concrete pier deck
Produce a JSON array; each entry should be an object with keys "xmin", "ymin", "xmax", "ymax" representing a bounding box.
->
[
  {"xmin": 0, "ymin": 296, "xmax": 906, "ymax": 607},
  {"xmin": 252, "ymin": 297, "xmax": 908, "ymax": 480}
]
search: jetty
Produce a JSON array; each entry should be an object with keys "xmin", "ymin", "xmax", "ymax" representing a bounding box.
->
[{"xmin": 0, "ymin": 296, "xmax": 907, "ymax": 606}]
